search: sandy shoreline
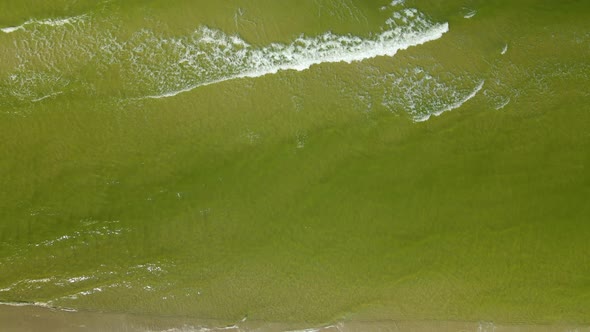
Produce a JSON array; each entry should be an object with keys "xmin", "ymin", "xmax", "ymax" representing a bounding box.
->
[{"xmin": 1, "ymin": 304, "xmax": 588, "ymax": 332}]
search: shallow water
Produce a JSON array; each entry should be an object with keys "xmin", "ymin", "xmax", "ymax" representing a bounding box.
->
[{"xmin": 1, "ymin": 0, "xmax": 589, "ymax": 327}]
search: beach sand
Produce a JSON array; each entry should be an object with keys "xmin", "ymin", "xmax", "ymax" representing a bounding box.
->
[{"xmin": 1, "ymin": 304, "xmax": 588, "ymax": 332}]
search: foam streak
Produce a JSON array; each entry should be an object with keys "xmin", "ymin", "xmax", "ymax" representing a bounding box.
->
[
  {"xmin": 416, "ymin": 80, "xmax": 485, "ymax": 122},
  {"xmin": 1, "ymin": 15, "xmax": 88, "ymax": 33}
]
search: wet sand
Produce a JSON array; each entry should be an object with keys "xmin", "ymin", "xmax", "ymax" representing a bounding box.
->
[{"xmin": 1, "ymin": 304, "xmax": 588, "ymax": 332}]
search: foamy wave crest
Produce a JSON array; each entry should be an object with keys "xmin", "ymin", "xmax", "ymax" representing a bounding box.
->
[
  {"xmin": 0, "ymin": 261, "xmax": 171, "ymax": 308},
  {"xmin": 0, "ymin": 14, "xmax": 88, "ymax": 33},
  {"xmin": 381, "ymin": 67, "xmax": 484, "ymax": 121},
  {"xmin": 30, "ymin": 219, "xmax": 126, "ymax": 248},
  {"xmin": 133, "ymin": 8, "xmax": 448, "ymax": 99},
  {"xmin": 0, "ymin": 6, "xmax": 448, "ymax": 104},
  {"xmin": 415, "ymin": 80, "xmax": 484, "ymax": 122},
  {"xmin": 0, "ymin": 301, "xmax": 55, "ymax": 308}
]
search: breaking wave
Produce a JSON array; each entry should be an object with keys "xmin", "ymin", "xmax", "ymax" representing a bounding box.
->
[{"xmin": 0, "ymin": 5, "xmax": 448, "ymax": 108}]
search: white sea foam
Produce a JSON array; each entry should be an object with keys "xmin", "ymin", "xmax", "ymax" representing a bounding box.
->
[
  {"xmin": 0, "ymin": 301, "xmax": 53, "ymax": 308},
  {"xmin": 3, "ymin": 6, "xmax": 446, "ymax": 102},
  {"xmin": 137, "ymin": 11, "xmax": 448, "ymax": 99},
  {"xmin": 464, "ymin": 9, "xmax": 477, "ymax": 19},
  {"xmin": 380, "ymin": 66, "xmax": 485, "ymax": 122},
  {"xmin": 0, "ymin": 301, "xmax": 77, "ymax": 312},
  {"xmin": 478, "ymin": 321, "xmax": 496, "ymax": 332},
  {"xmin": 67, "ymin": 276, "xmax": 93, "ymax": 283},
  {"xmin": 381, "ymin": 1, "xmax": 404, "ymax": 11},
  {"xmin": 0, "ymin": 278, "xmax": 53, "ymax": 295},
  {"xmin": 2, "ymin": 4, "xmax": 449, "ymax": 118},
  {"xmin": 78, "ymin": 287, "xmax": 103, "ymax": 296},
  {"xmin": 155, "ymin": 325, "xmax": 240, "ymax": 332},
  {"xmin": 495, "ymin": 97, "xmax": 510, "ymax": 110},
  {"xmin": 285, "ymin": 324, "xmax": 340, "ymax": 332},
  {"xmin": 132, "ymin": 263, "xmax": 167, "ymax": 275},
  {"xmin": 501, "ymin": 44, "xmax": 508, "ymax": 55},
  {"xmin": 0, "ymin": 15, "xmax": 87, "ymax": 33},
  {"xmin": 26, "ymin": 278, "xmax": 54, "ymax": 283},
  {"xmin": 31, "ymin": 91, "xmax": 63, "ymax": 102},
  {"xmin": 416, "ymin": 80, "xmax": 484, "ymax": 122},
  {"xmin": 0, "ymin": 26, "xmax": 23, "ymax": 33},
  {"xmin": 150, "ymin": 323, "xmax": 341, "ymax": 332},
  {"xmin": 31, "ymin": 220, "xmax": 127, "ymax": 247}
]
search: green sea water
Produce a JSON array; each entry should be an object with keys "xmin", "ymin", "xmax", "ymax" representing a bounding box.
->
[{"xmin": 1, "ymin": 0, "xmax": 589, "ymax": 328}]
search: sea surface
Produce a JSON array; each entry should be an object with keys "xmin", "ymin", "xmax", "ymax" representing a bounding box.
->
[{"xmin": 1, "ymin": 0, "xmax": 589, "ymax": 329}]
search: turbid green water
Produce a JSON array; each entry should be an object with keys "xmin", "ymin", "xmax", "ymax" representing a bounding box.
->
[{"xmin": 1, "ymin": 0, "xmax": 589, "ymax": 328}]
